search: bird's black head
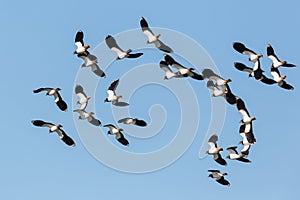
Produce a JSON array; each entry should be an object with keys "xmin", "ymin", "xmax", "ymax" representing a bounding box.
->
[
  {"xmin": 104, "ymin": 98, "xmax": 109, "ymax": 103},
  {"xmin": 208, "ymin": 174, "xmax": 213, "ymax": 178}
]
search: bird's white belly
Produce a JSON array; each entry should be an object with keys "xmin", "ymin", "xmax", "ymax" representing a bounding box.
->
[
  {"xmin": 180, "ymin": 68, "xmax": 189, "ymax": 74},
  {"xmin": 50, "ymin": 126, "xmax": 58, "ymax": 132}
]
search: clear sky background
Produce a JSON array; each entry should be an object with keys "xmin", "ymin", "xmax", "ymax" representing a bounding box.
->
[{"xmin": 1, "ymin": 0, "xmax": 300, "ymax": 199}]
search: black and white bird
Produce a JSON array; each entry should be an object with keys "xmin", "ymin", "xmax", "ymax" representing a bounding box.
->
[
  {"xmin": 206, "ymin": 134, "xmax": 227, "ymax": 166},
  {"xmin": 118, "ymin": 117, "xmax": 147, "ymax": 127},
  {"xmin": 140, "ymin": 17, "xmax": 173, "ymax": 53},
  {"xmin": 104, "ymin": 124, "xmax": 129, "ymax": 146},
  {"xmin": 33, "ymin": 87, "xmax": 68, "ymax": 111},
  {"xmin": 236, "ymin": 98, "xmax": 256, "ymax": 124},
  {"xmin": 270, "ymin": 67, "xmax": 294, "ymax": 90},
  {"xmin": 226, "ymin": 146, "xmax": 251, "ymax": 163},
  {"xmin": 206, "ymin": 80, "xmax": 227, "ymax": 97},
  {"xmin": 233, "ymin": 42, "xmax": 263, "ymax": 62},
  {"xmin": 202, "ymin": 69, "xmax": 232, "ymax": 86},
  {"xmin": 105, "ymin": 35, "xmax": 143, "ymax": 60},
  {"xmin": 75, "ymin": 85, "xmax": 91, "ymax": 110},
  {"xmin": 234, "ymin": 61, "xmax": 277, "ymax": 85},
  {"xmin": 208, "ymin": 170, "xmax": 230, "ymax": 187},
  {"xmin": 159, "ymin": 61, "xmax": 183, "ymax": 80},
  {"xmin": 267, "ymin": 44, "xmax": 296, "ymax": 68},
  {"xmin": 31, "ymin": 120, "xmax": 75, "ymax": 147},
  {"xmin": 104, "ymin": 79, "xmax": 129, "ymax": 106},
  {"xmin": 73, "ymin": 110, "xmax": 101, "ymax": 126},
  {"xmin": 239, "ymin": 123, "xmax": 256, "ymax": 157},
  {"xmin": 74, "ymin": 30, "xmax": 90, "ymax": 55},
  {"xmin": 163, "ymin": 54, "xmax": 203, "ymax": 80},
  {"xmin": 223, "ymin": 83, "xmax": 239, "ymax": 105},
  {"xmin": 77, "ymin": 53, "xmax": 106, "ymax": 78}
]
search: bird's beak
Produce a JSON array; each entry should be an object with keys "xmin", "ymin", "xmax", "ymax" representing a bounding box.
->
[
  {"xmin": 258, "ymin": 54, "xmax": 263, "ymax": 58},
  {"xmin": 226, "ymin": 155, "xmax": 230, "ymax": 159},
  {"xmin": 225, "ymin": 79, "xmax": 232, "ymax": 83}
]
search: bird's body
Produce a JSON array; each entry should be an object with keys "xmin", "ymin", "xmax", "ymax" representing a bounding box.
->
[
  {"xmin": 73, "ymin": 110, "xmax": 101, "ymax": 126},
  {"xmin": 208, "ymin": 170, "xmax": 230, "ymax": 186},
  {"xmin": 75, "ymin": 85, "xmax": 91, "ymax": 110},
  {"xmin": 78, "ymin": 53, "xmax": 106, "ymax": 78},
  {"xmin": 226, "ymin": 146, "xmax": 251, "ymax": 163},
  {"xmin": 33, "ymin": 87, "xmax": 68, "ymax": 111},
  {"xmin": 233, "ymin": 42, "xmax": 263, "ymax": 62},
  {"xmin": 159, "ymin": 61, "xmax": 183, "ymax": 80},
  {"xmin": 104, "ymin": 79, "xmax": 129, "ymax": 106},
  {"xmin": 206, "ymin": 134, "xmax": 227, "ymax": 166},
  {"xmin": 267, "ymin": 44, "xmax": 295, "ymax": 68},
  {"xmin": 140, "ymin": 17, "xmax": 173, "ymax": 53},
  {"xmin": 105, "ymin": 35, "xmax": 143, "ymax": 60},
  {"xmin": 104, "ymin": 124, "xmax": 129, "ymax": 146},
  {"xmin": 163, "ymin": 54, "xmax": 203, "ymax": 80},
  {"xmin": 202, "ymin": 69, "xmax": 231, "ymax": 86},
  {"xmin": 236, "ymin": 98, "xmax": 256, "ymax": 124},
  {"xmin": 118, "ymin": 117, "xmax": 147, "ymax": 127},
  {"xmin": 31, "ymin": 120, "xmax": 75, "ymax": 147},
  {"xmin": 74, "ymin": 30, "xmax": 90, "ymax": 55}
]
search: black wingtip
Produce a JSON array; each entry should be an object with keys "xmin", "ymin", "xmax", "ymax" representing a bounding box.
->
[
  {"xmin": 233, "ymin": 42, "xmax": 246, "ymax": 54},
  {"xmin": 56, "ymin": 100, "xmax": 68, "ymax": 112},
  {"xmin": 31, "ymin": 120, "xmax": 45, "ymax": 127}
]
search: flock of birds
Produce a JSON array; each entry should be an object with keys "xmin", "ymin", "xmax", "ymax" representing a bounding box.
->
[{"xmin": 30, "ymin": 17, "xmax": 296, "ymax": 187}]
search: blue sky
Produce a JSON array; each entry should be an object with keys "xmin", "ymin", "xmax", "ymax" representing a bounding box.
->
[{"xmin": 1, "ymin": 0, "xmax": 300, "ymax": 199}]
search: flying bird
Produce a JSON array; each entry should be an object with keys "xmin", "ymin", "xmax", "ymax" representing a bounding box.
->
[
  {"xmin": 206, "ymin": 134, "xmax": 227, "ymax": 166},
  {"xmin": 31, "ymin": 120, "xmax": 75, "ymax": 147},
  {"xmin": 270, "ymin": 67, "xmax": 294, "ymax": 90},
  {"xmin": 75, "ymin": 85, "xmax": 91, "ymax": 110},
  {"xmin": 104, "ymin": 124, "xmax": 129, "ymax": 146},
  {"xmin": 206, "ymin": 80, "xmax": 227, "ymax": 97},
  {"xmin": 159, "ymin": 61, "xmax": 183, "ymax": 80},
  {"xmin": 140, "ymin": 17, "xmax": 173, "ymax": 53},
  {"xmin": 74, "ymin": 30, "xmax": 90, "ymax": 55},
  {"xmin": 233, "ymin": 42, "xmax": 263, "ymax": 62},
  {"xmin": 33, "ymin": 87, "xmax": 68, "ymax": 111},
  {"xmin": 163, "ymin": 54, "xmax": 203, "ymax": 80},
  {"xmin": 105, "ymin": 35, "xmax": 143, "ymax": 60},
  {"xmin": 202, "ymin": 69, "xmax": 231, "ymax": 86},
  {"xmin": 208, "ymin": 170, "xmax": 230, "ymax": 187},
  {"xmin": 239, "ymin": 123, "xmax": 256, "ymax": 157},
  {"xmin": 104, "ymin": 79, "xmax": 129, "ymax": 106},
  {"xmin": 77, "ymin": 53, "xmax": 106, "ymax": 78},
  {"xmin": 267, "ymin": 44, "xmax": 296, "ymax": 68},
  {"xmin": 118, "ymin": 117, "xmax": 147, "ymax": 127},
  {"xmin": 226, "ymin": 146, "xmax": 251, "ymax": 163},
  {"xmin": 234, "ymin": 61, "xmax": 277, "ymax": 85},
  {"xmin": 236, "ymin": 98, "xmax": 256, "ymax": 124},
  {"xmin": 73, "ymin": 110, "xmax": 101, "ymax": 126}
]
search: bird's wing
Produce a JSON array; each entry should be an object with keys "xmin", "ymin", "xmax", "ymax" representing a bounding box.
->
[
  {"xmin": 154, "ymin": 40, "xmax": 173, "ymax": 53},
  {"xmin": 118, "ymin": 117, "xmax": 131, "ymax": 124},
  {"xmin": 140, "ymin": 17, "xmax": 155, "ymax": 37},
  {"xmin": 278, "ymin": 80, "xmax": 294, "ymax": 90},
  {"xmin": 241, "ymin": 144, "xmax": 251, "ymax": 157},
  {"xmin": 135, "ymin": 119, "xmax": 147, "ymax": 127},
  {"xmin": 75, "ymin": 85, "xmax": 87, "ymax": 99},
  {"xmin": 160, "ymin": 61, "xmax": 174, "ymax": 73},
  {"xmin": 233, "ymin": 42, "xmax": 256, "ymax": 56},
  {"xmin": 116, "ymin": 132, "xmax": 129, "ymax": 146},
  {"xmin": 226, "ymin": 146, "xmax": 238, "ymax": 154},
  {"xmin": 56, "ymin": 128, "xmax": 76, "ymax": 147},
  {"xmin": 214, "ymin": 153, "xmax": 227, "ymax": 166},
  {"xmin": 216, "ymin": 177, "xmax": 230, "ymax": 186},
  {"xmin": 208, "ymin": 169, "xmax": 220, "ymax": 173},
  {"xmin": 87, "ymin": 115, "xmax": 101, "ymax": 126},
  {"xmin": 189, "ymin": 71, "xmax": 204, "ymax": 80},
  {"xmin": 208, "ymin": 134, "xmax": 218, "ymax": 144},
  {"xmin": 91, "ymin": 63, "xmax": 106, "ymax": 78},
  {"xmin": 104, "ymin": 124, "xmax": 116, "ymax": 130},
  {"xmin": 31, "ymin": 120, "xmax": 54, "ymax": 128},
  {"xmin": 75, "ymin": 30, "xmax": 84, "ymax": 46},
  {"xmin": 234, "ymin": 62, "xmax": 253, "ymax": 73},
  {"xmin": 267, "ymin": 44, "xmax": 281, "ymax": 63},
  {"xmin": 260, "ymin": 75, "xmax": 277, "ymax": 85},
  {"xmin": 108, "ymin": 79, "xmax": 119, "ymax": 92},
  {"xmin": 113, "ymin": 102, "xmax": 129, "ymax": 107},
  {"xmin": 53, "ymin": 92, "xmax": 68, "ymax": 111},
  {"xmin": 33, "ymin": 87, "xmax": 52, "ymax": 93},
  {"xmin": 236, "ymin": 99, "xmax": 250, "ymax": 120},
  {"xmin": 105, "ymin": 35, "xmax": 124, "ymax": 55}
]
